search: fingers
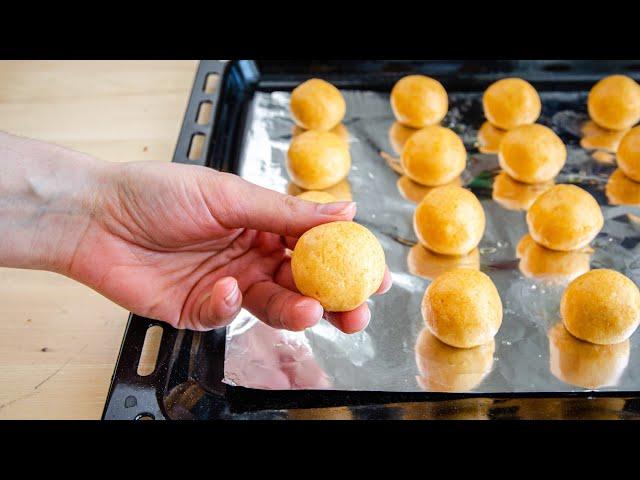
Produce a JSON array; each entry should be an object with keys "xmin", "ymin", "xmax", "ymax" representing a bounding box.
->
[
  {"xmin": 376, "ymin": 267, "xmax": 393, "ymax": 294},
  {"xmin": 196, "ymin": 276, "xmax": 243, "ymax": 330},
  {"xmin": 324, "ymin": 304, "xmax": 372, "ymax": 334},
  {"xmin": 243, "ymin": 280, "xmax": 324, "ymax": 331},
  {"xmin": 212, "ymin": 173, "xmax": 356, "ymax": 237}
]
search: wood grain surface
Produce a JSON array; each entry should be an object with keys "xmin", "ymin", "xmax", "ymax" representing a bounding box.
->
[{"xmin": 0, "ymin": 60, "xmax": 199, "ymax": 419}]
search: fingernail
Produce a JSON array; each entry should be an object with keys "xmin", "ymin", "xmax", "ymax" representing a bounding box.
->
[
  {"xmin": 363, "ymin": 307, "xmax": 372, "ymax": 327},
  {"xmin": 318, "ymin": 201, "xmax": 355, "ymax": 216},
  {"xmin": 224, "ymin": 282, "xmax": 239, "ymax": 307},
  {"xmin": 296, "ymin": 298, "xmax": 324, "ymax": 323}
]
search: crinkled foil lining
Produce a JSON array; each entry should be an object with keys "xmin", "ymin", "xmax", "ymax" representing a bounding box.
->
[{"xmin": 223, "ymin": 89, "xmax": 640, "ymax": 393}]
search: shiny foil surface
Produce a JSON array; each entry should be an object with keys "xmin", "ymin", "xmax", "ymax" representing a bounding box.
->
[{"xmin": 223, "ymin": 89, "xmax": 640, "ymax": 393}]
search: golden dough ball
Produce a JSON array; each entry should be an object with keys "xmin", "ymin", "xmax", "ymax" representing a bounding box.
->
[
  {"xmin": 292, "ymin": 123, "xmax": 349, "ymax": 144},
  {"xmin": 414, "ymin": 185, "xmax": 486, "ymax": 256},
  {"xmin": 588, "ymin": 75, "xmax": 640, "ymax": 131},
  {"xmin": 401, "ymin": 126, "xmax": 467, "ymax": 187},
  {"xmin": 389, "ymin": 121, "xmax": 418, "ymax": 155},
  {"xmin": 561, "ymin": 269, "xmax": 640, "ymax": 345},
  {"xmin": 291, "ymin": 221, "xmax": 386, "ymax": 312},
  {"xmin": 287, "ymin": 178, "xmax": 352, "ymax": 202},
  {"xmin": 477, "ymin": 121, "xmax": 506, "ymax": 154},
  {"xmin": 526, "ymin": 184, "xmax": 603, "ymax": 252},
  {"xmin": 290, "ymin": 78, "xmax": 346, "ymax": 131},
  {"xmin": 396, "ymin": 174, "xmax": 462, "ymax": 204},
  {"xmin": 390, "ymin": 75, "xmax": 448, "ymax": 128},
  {"xmin": 408, "ymin": 243, "xmax": 479, "ymax": 281},
  {"xmin": 415, "ymin": 328, "xmax": 494, "ymax": 392},
  {"xmin": 606, "ymin": 168, "xmax": 640, "ymax": 206},
  {"xmin": 516, "ymin": 234, "xmax": 591, "ymax": 284},
  {"xmin": 295, "ymin": 190, "xmax": 336, "ymax": 204},
  {"xmin": 492, "ymin": 171, "xmax": 553, "ymax": 211},
  {"xmin": 482, "ymin": 78, "xmax": 541, "ymax": 130},
  {"xmin": 548, "ymin": 323, "xmax": 630, "ymax": 389},
  {"xmin": 421, "ymin": 268, "xmax": 503, "ymax": 348},
  {"xmin": 617, "ymin": 126, "xmax": 640, "ymax": 182},
  {"xmin": 286, "ymin": 130, "xmax": 351, "ymax": 190},
  {"xmin": 498, "ymin": 124, "xmax": 566, "ymax": 184}
]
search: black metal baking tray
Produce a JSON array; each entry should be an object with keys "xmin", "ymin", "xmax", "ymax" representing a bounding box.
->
[{"xmin": 102, "ymin": 60, "xmax": 640, "ymax": 420}]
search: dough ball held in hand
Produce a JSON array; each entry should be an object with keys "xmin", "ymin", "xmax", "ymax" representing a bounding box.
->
[{"xmin": 291, "ymin": 221, "xmax": 386, "ymax": 313}]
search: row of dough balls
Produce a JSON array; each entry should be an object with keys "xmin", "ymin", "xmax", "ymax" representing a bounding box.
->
[{"xmin": 285, "ymin": 80, "xmax": 387, "ymax": 314}]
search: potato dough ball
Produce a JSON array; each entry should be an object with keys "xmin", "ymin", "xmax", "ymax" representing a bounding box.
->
[
  {"xmin": 414, "ymin": 185, "xmax": 485, "ymax": 256},
  {"xmin": 290, "ymin": 78, "xmax": 346, "ymax": 131},
  {"xmin": 415, "ymin": 328, "xmax": 494, "ymax": 392},
  {"xmin": 588, "ymin": 75, "xmax": 640, "ymax": 131},
  {"xmin": 295, "ymin": 190, "xmax": 336, "ymax": 204},
  {"xmin": 526, "ymin": 184, "xmax": 603, "ymax": 251},
  {"xmin": 291, "ymin": 221, "xmax": 386, "ymax": 312},
  {"xmin": 498, "ymin": 124, "xmax": 566, "ymax": 184},
  {"xmin": 482, "ymin": 78, "xmax": 541, "ymax": 130},
  {"xmin": 390, "ymin": 75, "xmax": 448, "ymax": 128},
  {"xmin": 422, "ymin": 268, "xmax": 502, "ymax": 348},
  {"xmin": 548, "ymin": 323, "xmax": 629, "ymax": 389},
  {"xmin": 407, "ymin": 243, "xmax": 479, "ymax": 281},
  {"xmin": 617, "ymin": 126, "xmax": 640, "ymax": 182},
  {"xmin": 561, "ymin": 269, "xmax": 640, "ymax": 345},
  {"xmin": 401, "ymin": 126, "xmax": 467, "ymax": 187},
  {"xmin": 286, "ymin": 130, "xmax": 351, "ymax": 190},
  {"xmin": 492, "ymin": 171, "xmax": 553, "ymax": 211},
  {"xmin": 516, "ymin": 234, "xmax": 591, "ymax": 284}
]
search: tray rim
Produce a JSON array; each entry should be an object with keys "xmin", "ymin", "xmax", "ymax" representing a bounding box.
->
[{"xmin": 103, "ymin": 59, "xmax": 640, "ymax": 420}]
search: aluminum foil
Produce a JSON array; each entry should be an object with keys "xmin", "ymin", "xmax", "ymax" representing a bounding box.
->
[{"xmin": 223, "ymin": 88, "xmax": 640, "ymax": 393}]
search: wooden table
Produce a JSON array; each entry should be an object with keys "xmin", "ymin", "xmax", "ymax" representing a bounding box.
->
[{"xmin": 0, "ymin": 60, "xmax": 199, "ymax": 419}]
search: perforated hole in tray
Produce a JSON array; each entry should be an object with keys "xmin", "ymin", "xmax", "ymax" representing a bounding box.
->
[
  {"xmin": 188, "ymin": 133, "xmax": 206, "ymax": 161},
  {"xmin": 203, "ymin": 73, "xmax": 219, "ymax": 94},
  {"xmin": 196, "ymin": 101, "xmax": 213, "ymax": 125},
  {"xmin": 137, "ymin": 325, "xmax": 163, "ymax": 376}
]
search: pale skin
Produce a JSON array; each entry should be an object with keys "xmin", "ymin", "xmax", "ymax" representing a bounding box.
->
[{"xmin": 0, "ymin": 132, "xmax": 391, "ymax": 333}]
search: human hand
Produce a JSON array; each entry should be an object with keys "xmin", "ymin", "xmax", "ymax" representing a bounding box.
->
[{"xmin": 0, "ymin": 133, "xmax": 391, "ymax": 333}]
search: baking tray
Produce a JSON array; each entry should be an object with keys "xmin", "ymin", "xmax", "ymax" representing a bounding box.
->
[{"xmin": 103, "ymin": 60, "xmax": 640, "ymax": 420}]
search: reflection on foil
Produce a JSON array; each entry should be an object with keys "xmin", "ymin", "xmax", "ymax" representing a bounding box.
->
[
  {"xmin": 549, "ymin": 323, "xmax": 630, "ymax": 390},
  {"xmin": 224, "ymin": 88, "xmax": 640, "ymax": 393}
]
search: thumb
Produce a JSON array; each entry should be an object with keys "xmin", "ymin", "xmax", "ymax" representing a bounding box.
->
[
  {"xmin": 196, "ymin": 276, "xmax": 243, "ymax": 330},
  {"xmin": 209, "ymin": 172, "xmax": 356, "ymax": 237}
]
